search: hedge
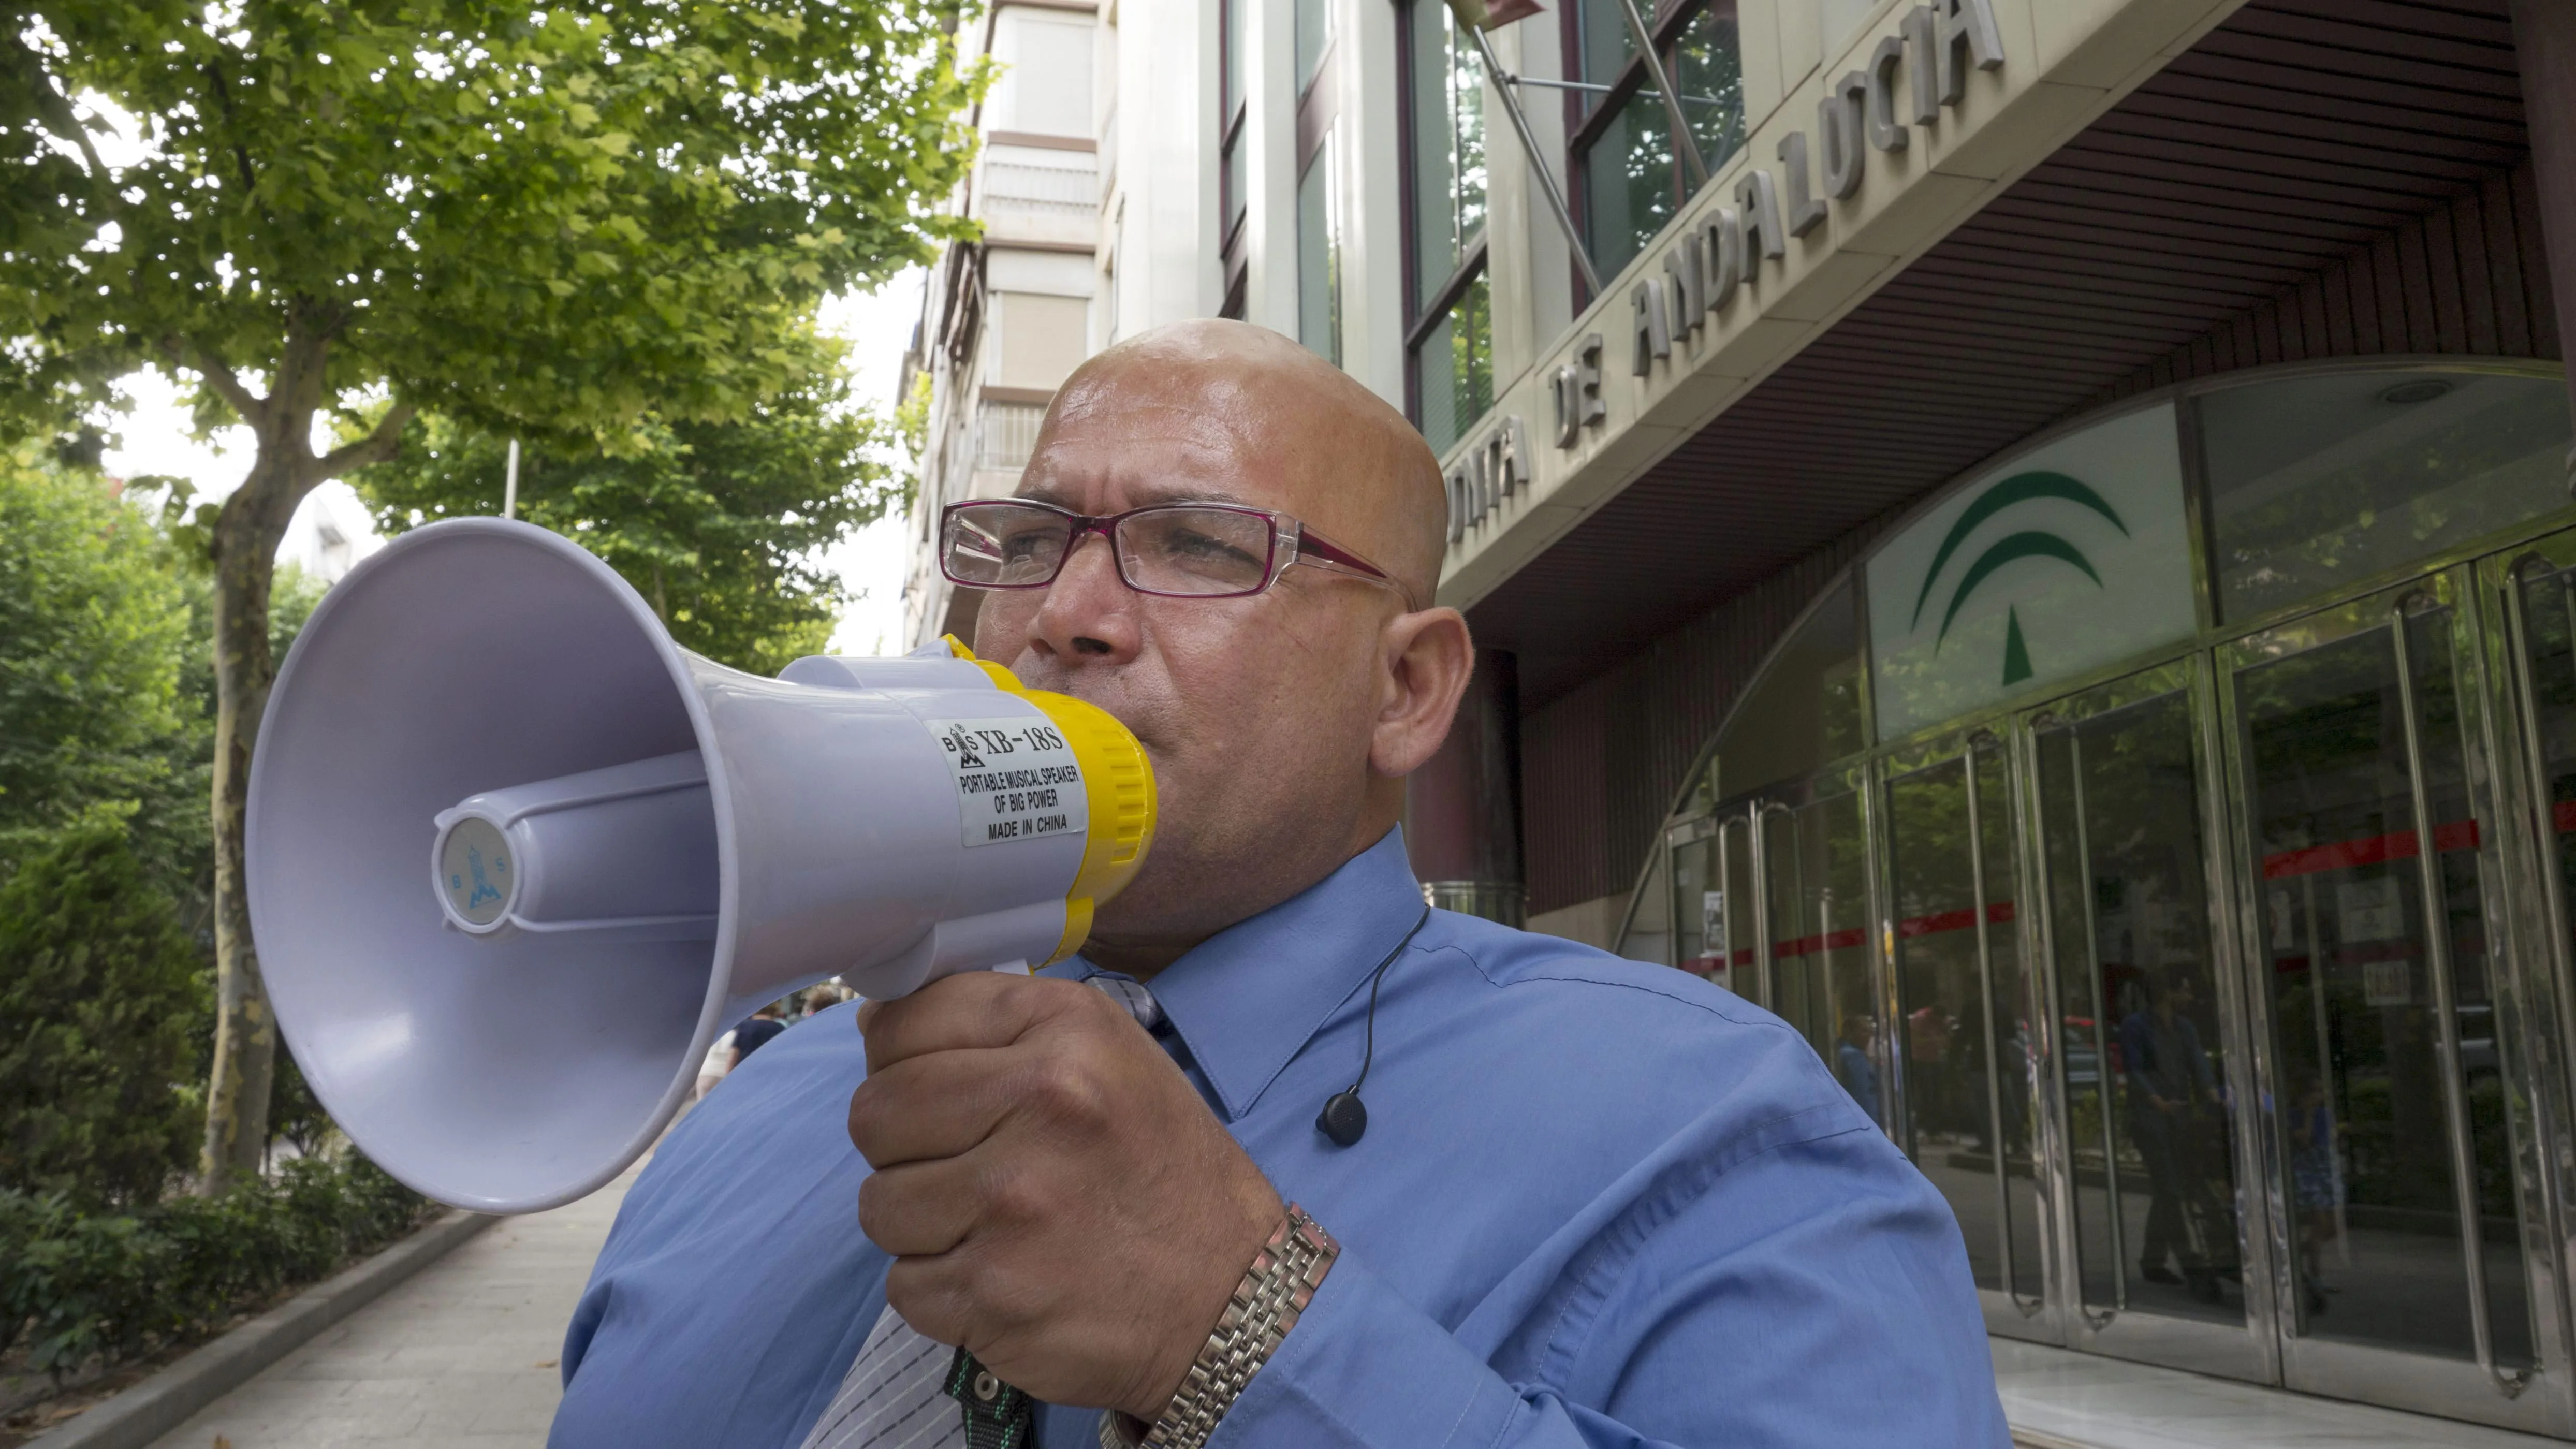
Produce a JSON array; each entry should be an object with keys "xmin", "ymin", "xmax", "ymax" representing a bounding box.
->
[
  {"xmin": 0, "ymin": 814, "xmax": 202, "ymax": 1208},
  {"xmin": 0, "ymin": 1152, "xmax": 433, "ymax": 1378}
]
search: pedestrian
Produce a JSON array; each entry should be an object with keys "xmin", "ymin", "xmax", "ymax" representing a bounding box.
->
[
  {"xmin": 726, "ymin": 1001, "xmax": 788, "ymax": 1072},
  {"xmin": 1836, "ymin": 1013, "xmax": 1883, "ymax": 1127},
  {"xmin": 2289, "ymin": 1066, "xmax": 2342, "ymax": 1316},
  {"xmin": 2120, "ymin": 974, "xmax": 2224, "ymax": 1300},
  {"xmin": 693, "ymin": 1028, "xmax": 737, "ymax": 1101}
]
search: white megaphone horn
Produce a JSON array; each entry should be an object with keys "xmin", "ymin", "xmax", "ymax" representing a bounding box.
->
[{"xmin": 245, "ymin": 518, "xmax": 1155, "ymax": 1213}]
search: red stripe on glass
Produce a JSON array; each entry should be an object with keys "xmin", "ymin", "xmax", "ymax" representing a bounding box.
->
[
  {"xmin": 1896, "ymin": 901, "xmax": 2015, "ymax": 939},
  {"xmin": 1774, "ymin": 927, "xmax": 1869, "ymax": 959},
  {"xmin": 2260, "ymin": 818, "xmax": 2480, "ymax": 881}
]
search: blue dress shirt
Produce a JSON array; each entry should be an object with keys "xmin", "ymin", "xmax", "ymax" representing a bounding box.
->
[{"xmin": 552, "ymin": 829, "xmax": 2009, "ymax": 1447}]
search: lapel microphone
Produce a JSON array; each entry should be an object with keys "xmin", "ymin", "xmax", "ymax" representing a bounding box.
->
[{"xmin": 1317, "ymin": 904, "xmax": 1434, "ymax": 1148}]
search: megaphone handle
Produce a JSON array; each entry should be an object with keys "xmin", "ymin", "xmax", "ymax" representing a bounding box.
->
[{"xmin": 943, "ymin": 1347, "xmax": 1036, "ymax": 1449}]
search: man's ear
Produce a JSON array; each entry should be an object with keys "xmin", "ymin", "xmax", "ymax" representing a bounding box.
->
[{"xmin": 1371, "ymin": 606, "xmax": 1475, "ymax": 779}]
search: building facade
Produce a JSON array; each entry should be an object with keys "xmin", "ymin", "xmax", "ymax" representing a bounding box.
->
[{"xmin": 901, "ymin": 0, "xmax": 2576, "ymax": 1435}]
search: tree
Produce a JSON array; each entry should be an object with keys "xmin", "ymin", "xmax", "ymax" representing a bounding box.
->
[
  {"xmin": 358, "ymin": 344, "xmax": 901, "ymax": 676},
  {"xmin": 0, "ymin": 446, "xmax": 192, "ymax": 871},
  {"xmin": 3, "ymin": 0, "xmax": 981, "ymax": 1188},
  {"xmin": 0, "ymin": 814, "xmax": 203, "ymax": 1208}
]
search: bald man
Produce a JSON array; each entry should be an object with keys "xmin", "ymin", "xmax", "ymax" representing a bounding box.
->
[{"xmin": 551, "ymin": 323, "xmax": 2007, "ymax": 1449}]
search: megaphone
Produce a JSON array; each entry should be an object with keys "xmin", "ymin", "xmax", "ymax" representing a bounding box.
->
[{"xmin": 246, "ymin": 518, "xmax": 1155, "ymax": 1213}]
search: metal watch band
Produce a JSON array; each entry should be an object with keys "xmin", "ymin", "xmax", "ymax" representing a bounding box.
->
[{"xmin": 1097, "ymin": 1204, "xmax": 1339, "ymax": 1449}]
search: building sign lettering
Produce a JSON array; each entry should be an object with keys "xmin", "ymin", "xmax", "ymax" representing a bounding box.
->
[
  {"xmin": 1446, "ymin": 413, "xmax": 1534, "ymax": 544},
  {"xmin": 1549, "ymin": 332, "xmax": 1605, "ymax": 449},
  {"xmin": 1603, "ymin": 0, "xmax": 2004, "ymax": 388}
]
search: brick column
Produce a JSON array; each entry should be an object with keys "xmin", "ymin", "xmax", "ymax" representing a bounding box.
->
[
  {"xmin": 1404, "ymin": 649, "xmax": 1525, "ymax": 926},
  {"xmin": 2511, "ymin": 0, "xmax": 2576, "ymax": 475}
]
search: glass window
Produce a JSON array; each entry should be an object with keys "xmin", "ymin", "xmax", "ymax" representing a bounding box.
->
[
  {"xmin": 1297, "ymin": 138, "xmax": 1340, "ymax": 366},
  {"xmin": 1408, "ymin": 0, "xmax": 1485, "ymax": 306},
  {"xmin": 1711, "ymin": 577, "xmax": 1863, "ymax": 798},
  {"xmin": 1223, "ymin": 0, "xmax": 1243, "ymax": 120},
  {"xmin": 1669, "ymin": 824, "xmax": 1722, "ymax": 977},
  {"xmin": 1222, "ymin": 138, "xmax": 1247, "ymax": 243},
  {"xmin": 1406, "ymin": 0, "xmax": 1490, "ymax": 455},
  {"xmin": 1889, "ymin": 741, "xmax": 2045, "ymax": 1302},
  {"xmin": 1296, "ymin": 0, "xmax": 1330, "ymax": 94},
  {"xmin": 1765, "ymin": 790, "xmax": 1881, "ymax": 1128},
  {"xmin": 2235, "ymin": 603, "xmax": 2536, "ymax": 1364},
  {"xmin": 2034, "ymin": 682, "xmax": 2243, "ymax": 1324},
  {"xmin": 2203, "ymin": 370, "xmax": 2574, "ymax": 623},
  {"xmin": 1621, "ymin": 835, "xmax": 1673, "ymax": 965},
  {"xmin": 1218, "ymin": 0, "xmax": 1247, "ymax": 264},
  {"xmin": 1416, "ymin": 274, "xmax": 1492, "ymax": 456},
  {"xmin": 1570, "ymin": 1, "xmax": 1744, "ymax": 283}
]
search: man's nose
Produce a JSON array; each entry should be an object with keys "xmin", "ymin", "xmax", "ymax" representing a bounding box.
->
[{"xmin": 1031, "ymin": 532, "xmax": 1139, "ymax": 662}]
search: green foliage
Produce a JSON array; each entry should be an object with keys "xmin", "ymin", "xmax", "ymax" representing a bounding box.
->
[
  {"xmin": 895, "ymin": 370, "xmax": 934, "ymax": 464},
  {"xmin": 3, "ymin": 0, "xmax": 985, "ymax": 447},
  {"xmin": 0, "ymin": 816, "xmax": 202, "ymax": 1208},
  {"xmin": 6, "ymin": 0, "xmax": 982, "ymax": 1180},
  {"xmin": 358, "ymin": 347, "xmax": 901, "ymax": 675},
  {"xmin": 0, "ymin": 451, "xmax": 192, "ymax": 865},
  {"xmin": 0, "ymin": 1153, "xmax": 431, "ymax": 1375}
]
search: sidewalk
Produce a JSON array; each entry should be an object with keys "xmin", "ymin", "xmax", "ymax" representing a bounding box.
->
[
  {"xmin": 1994, "ymin": 1337, "xmax": 2563, "ymax": 1448},
  {"xmin": 140, "ymin": 1170, "xmax": 633, "ymax": 1449}
]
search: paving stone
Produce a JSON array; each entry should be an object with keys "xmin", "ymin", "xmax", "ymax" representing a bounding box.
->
[{"xmin": 141, "ymin": 1168, "xmax": 631, "ymax": 1449}]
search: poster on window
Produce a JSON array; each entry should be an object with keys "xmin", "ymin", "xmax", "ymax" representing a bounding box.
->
[
  {"xmin": 2364, "ymin": 960, "xmax": 2413, "ymax": 1007},
  {"xmin": 2338, "ymin": 876, "xmax": 2404, "ymax": 942},
  {"xmin": 1701, "ymin": 890, "xmax": 1726, "ymax": 956}
]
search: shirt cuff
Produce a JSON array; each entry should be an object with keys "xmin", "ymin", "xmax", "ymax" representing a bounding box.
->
[{"xmin": 1208, "ymin": 1247, "xmax": 1530, "ymax": 1449}]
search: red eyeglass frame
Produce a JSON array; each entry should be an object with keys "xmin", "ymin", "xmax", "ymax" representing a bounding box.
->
[{"xmin": 940, "ymin": 499, "xmax": 1415, "ymax": 608}]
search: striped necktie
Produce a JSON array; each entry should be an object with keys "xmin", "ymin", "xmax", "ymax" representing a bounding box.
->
[
  {"xmin": 799, "ymin": 977, "xmax": 1166, "ymax": 1449},
  {"xmin": 797, "ymin": 1305, "xmax": 965, "ymax": 1449}
]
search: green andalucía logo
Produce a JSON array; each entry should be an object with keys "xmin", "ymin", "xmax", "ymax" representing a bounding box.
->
[{"xmin": 1909, "ymin": 471, "xmax": 2128, "ymax": 686}]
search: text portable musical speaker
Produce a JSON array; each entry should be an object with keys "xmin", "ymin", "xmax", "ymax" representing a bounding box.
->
[{"xmin": 246, "ymin": 518, "xmax": 1155, "ymax": 1213}]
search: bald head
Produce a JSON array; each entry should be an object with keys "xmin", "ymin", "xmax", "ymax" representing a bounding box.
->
[
  {"xmin": 965, "ymin": 320, "xmax": 1476, "ymax": 976},
  {"xmin": 1045, "ymin": 320, "xmax": 1450, "ymax": 607}
]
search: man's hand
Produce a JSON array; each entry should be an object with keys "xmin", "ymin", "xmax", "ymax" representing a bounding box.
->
[{"xmin": 848, "ymin": 972, "xmax": 1285, "ymax": 1421}]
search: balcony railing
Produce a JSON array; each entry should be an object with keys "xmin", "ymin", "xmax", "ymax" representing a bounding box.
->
[{"xmin": 974, "ymin": 400, "xmax": 1049, "ymax": 471}]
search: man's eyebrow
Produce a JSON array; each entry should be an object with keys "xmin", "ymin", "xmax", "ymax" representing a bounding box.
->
[{"xmin": 1019, "ymin": 474, "xmax": 1257, "ymax": 509}]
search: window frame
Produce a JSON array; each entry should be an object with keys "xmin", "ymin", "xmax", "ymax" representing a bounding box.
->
[
  {"xmin": 1398, "ymin": 0, "xmax": 1494, "ymax": 445},
  {"xmin": 1217, "ymin": 0, "xmax": 1249, "ymax": 318},
  {"xmin": 1561, "ymin": 0, "xmax": 1735, "ymax": 305}
]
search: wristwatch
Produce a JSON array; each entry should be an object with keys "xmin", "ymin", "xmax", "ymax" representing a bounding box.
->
[{"xmin": 1097, "ymin": 1204, "xmax": 1340, "ymax": 1449}]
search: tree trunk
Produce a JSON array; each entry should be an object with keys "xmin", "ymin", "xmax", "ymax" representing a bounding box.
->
[
  {"xmin": 198, "ymin": 448, "xmax": 300, "ymax": 1192},
  {"xmin": 188, "ymin": 325, "xmax": 413, "ymax": 1195}
]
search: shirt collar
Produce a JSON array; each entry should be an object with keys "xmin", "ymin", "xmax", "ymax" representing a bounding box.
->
[{"xmin": 1049, "ymin": 827, "xmax": 1427, "ymax": 1122}]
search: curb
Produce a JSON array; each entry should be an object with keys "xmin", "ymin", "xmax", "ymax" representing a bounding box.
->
[{"xmin": 23, "ymin": 1209, "xmax": 499, "ymax": 1449}]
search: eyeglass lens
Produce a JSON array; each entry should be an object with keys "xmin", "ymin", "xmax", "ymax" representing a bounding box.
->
[{"xmin": 946, "ymin": 504, "xmax": 1278, "ymax": 597}]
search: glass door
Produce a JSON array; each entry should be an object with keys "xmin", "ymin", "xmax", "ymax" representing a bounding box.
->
[
  {"xmin": 2220, "ymin": 567, "xmax": 2559, "ymax": 1430},
  {"xmin": 1670, "ymin": 808, "xmax": 1755, "ymax": 995},
  {"xmin": 1760, "ymin": 777, "xmax": 1888, "ymax": 1133},
  {"xmin": 1883, "ymin": 731, "xmax": 2052, "ymax": 1335},
  {"xmin": 2023, "ymin": 661, "xmax": 2271, "ymax": 1381}
]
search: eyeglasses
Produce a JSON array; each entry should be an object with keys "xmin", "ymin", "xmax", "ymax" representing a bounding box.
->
[{"xmin": 939, "ymin": 499, "xmax": 1412, "ymax": 606}]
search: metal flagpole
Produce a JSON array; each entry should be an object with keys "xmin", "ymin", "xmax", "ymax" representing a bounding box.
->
[
  {"xmin": 1614, "ymin": 0, "xmax": 1708, "ymax": 188},
  {"xmin": 1451, "ymin": 7, "xmax": 1604, "ymax": 295},
  {"xmin": 503, "ymin": 438, "xmax": 520, "ymax": 520}
]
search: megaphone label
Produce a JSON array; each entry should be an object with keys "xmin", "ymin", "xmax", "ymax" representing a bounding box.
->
[
  {"xmin": 438, "ymin": 816, "xmax": 516, "ymax": 926},
  {"xmin": 928, "ymin": 716, "xmax": 1092, "ymax": 849}
]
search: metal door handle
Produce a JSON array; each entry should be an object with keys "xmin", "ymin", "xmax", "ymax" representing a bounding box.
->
[
  {"xmin": 1965, "ymin": 742, "xmax": 2045, "ymax": 1318},
  {"xmin": 2386, "ymin": 595, "xmax": 2530, "ymax": 1397},
  {"xmin": 2037, "ymin": 725, "xmax": 2125, "ymax": 1326}
]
